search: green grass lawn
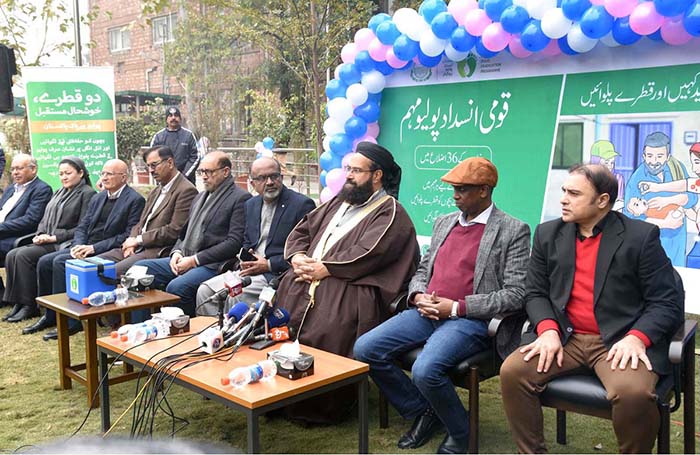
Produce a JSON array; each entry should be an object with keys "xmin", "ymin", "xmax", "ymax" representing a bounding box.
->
[{"xmin": 0, "ymin": 314, "xmax": 697, "ymax": 453}]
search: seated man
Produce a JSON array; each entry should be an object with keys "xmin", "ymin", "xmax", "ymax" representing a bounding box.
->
[
  {"xmin": 500, "ymin": 164, "xmax": 684, "ymax": 454},
  {"xmin": 135, "ymin": 151, "xmax": 251, "ymax": 316},
  {"xmin": 99, "ymin": 146, "xmax": 197, "ymax": 276},
  {"xmin": 277, "ymin": 142, "xmax": 419, "ymax": 423},
  {"xmin": 354, "ymin": 157, "xmax": 530, "ymax": 454},
  {"xmin": 34, "ymin": 159, "xmax": 145, "ymax": 339},
  {"xmin": 196, "ymin": 156, "xmax": 315, "ymax": 313}
]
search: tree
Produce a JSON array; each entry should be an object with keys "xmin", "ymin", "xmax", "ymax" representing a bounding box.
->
[{"xmin": 116, "ymin": 116, "xmax": 147, "ymax": 162}]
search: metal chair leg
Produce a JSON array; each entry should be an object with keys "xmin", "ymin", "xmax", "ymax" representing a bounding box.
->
[
  {"xmin": 657, "ymin": 402, "xmax": 670, "ymax": 454},
  {"xmin": 556, "ymin": 410, "xmax": 567, "ymax": 445},
  {"xmin": 468, "ymin": 366, "xmax": 479, "ymax": 454},
  {"xmin": 379, "ymin": 391, "xmax": 389, "ymax": 429}
]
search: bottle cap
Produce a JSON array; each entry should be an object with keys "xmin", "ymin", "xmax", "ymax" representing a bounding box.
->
[
  {"xmin": 120, "ymin": 334, "xmax": 129, "ymax": 342},
  {"xmin": 220, "ymin": 377, "xmax": 230, "ymax": 386},
  {"xmin": 81, "ymin": 297, "xmax": 89, "ymax": 305},
  {"xmin": 110, "ymin": 331, "xmax": 118, "ymax": 338}
]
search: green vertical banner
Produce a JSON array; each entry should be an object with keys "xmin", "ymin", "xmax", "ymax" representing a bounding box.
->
[
  {"xmin": 379, "ymin": 75, "xmax": 563, "ymax": 239},
  {"xmin": 24, "ymin": 67, "xmax": 117, "ymax": 189}
]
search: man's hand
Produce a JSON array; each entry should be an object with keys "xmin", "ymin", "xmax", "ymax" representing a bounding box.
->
[
  {"xmin": 33, "ymin": 234, "xmax": 56, "ymax": 245},
  {"xmin": 414, "ymin": 292, "xmax": 453, "ymax": 320},
  {"xmin": 122, "ymin": 246, "xmax": 135, "ymax": 258},
  {"xmin": 240, "ymin": 251, "xmax": 270, "ymax": 277},
  {"xmin": 293, "ymin": 260, "xmax": 330, "ymax": 283},
  {"xmin": 520, "ymin": 330, "xmax": 564, "ymax": 373},
  {"xmin": 638, "ymin": 181, "xmax": 659, "ymax": 195},
  {"xmin": 647, "ymin": 196, "xmax": 673, "ymax": 210},
  {"xmin": 169, "ymin": 252, "xmax": 183, "ymax": 275},
  {"xmin": 122, "ymin": 237, "xmax": 139, "ymax": 251},
  {"xmin": 606, "ymin": 334, "xmax": 652, "ymax": 371},
  {"xmin": 172, "ymin": 255, "xmax": 197, "ymax": 275},
  {"xmin": 70, "ymin": 244, "xmax": 95, "ymax": 259}
]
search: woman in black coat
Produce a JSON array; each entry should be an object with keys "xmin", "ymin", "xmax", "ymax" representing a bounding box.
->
[{"xmin": 1, "ymin": 157, "xmax": 95, "ymax": 326}]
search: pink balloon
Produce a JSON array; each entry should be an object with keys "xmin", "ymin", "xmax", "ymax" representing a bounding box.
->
[
  {"xmin": 660, "ymin": 18, "xmax": 694, "ymax": 45},
  {"xmin": 629, "ymin": 2, "xmax": 664, "ymax": 35},
  {"xmin": 368, "ymin": 38, "xmax": 390, "ymax": 61},
  {"xmin": 604, "ymin": 0, "xmax": 637, "ymax": 18},
  {"xmin": 589, "ymin": 0, "xmax": 604, "ymax": 4},
  {"xmin": 508, "ymin": 35, "xmax": 533, "ymax": 58},
  {"xmin": 448, "ymin": 0, "xmax": 478, "ymax": 26},
  {"xmin": 341, "ymin": 152, "xmax": 356, "ymax": 168},
  {"xmin": 341, "ymin": 42, "xmax": 358, "ymax": 63},
  {"xmin": 464, "ymin": 9, "xmax": 492, "ymax": 37},
  {"xmin": 320, "ymin": 186, "xmax": 335, "ymax": 203},
  {"xmin": 481, "ymin": 23, "xmax": 511, "ymax": 52},
  {"xmin": 541, "ymin": 39, "xmax": 561, "ymax": 56},
  {"xmin": 326, "ymin": 167, "xmax": 347, "ymax": 194},
  {"xmin": 366, "ymin": 122, "xmax": 380, "ymax": 137},
  {"xmin": 385, "ymin": 48, "xmax": 408, "ymax": 69},
  {"xmin": 354, "ymin": 28, "xmax": 376, "ymax": 51}
]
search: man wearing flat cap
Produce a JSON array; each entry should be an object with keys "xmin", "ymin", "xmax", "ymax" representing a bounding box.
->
[
  {"xmin": 277, "ymin": 142, "xmax": 419, "ymax": 423},
  {"xmin": 150, "ymin": 106, "xmax": 199, "ymax": 183},
  {"xmin": 355, "ymin": 157, "xmax": 530, "ymax": 454}
]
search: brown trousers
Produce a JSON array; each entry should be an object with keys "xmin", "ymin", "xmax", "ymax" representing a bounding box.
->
[{"xmin": 500, "ymin": 333, "xmax": 659, "ymax": 453}]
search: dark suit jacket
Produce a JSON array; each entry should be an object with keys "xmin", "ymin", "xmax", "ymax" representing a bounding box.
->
[
  {"xmin": 72, "ymin": 185, "xmax": 145, "ymax": 255},
  {"xmin": 0, "ymin": 177, "xmax": 53, "ymax": 252},
  {"xmin": 243, "ymin": 185, "xmax": 316, "ymax": 281},
  {"xmin": 173, "ymin": 181, "xmax": 251, "ymax": 269},
  {"xmin": 132, "ymin": 173, "xmax": 198, "ymax": 248},
  {"xmin": 36, "ymin": 183, "xmax": 96, "ymax": 243},
  {"xmin": 523, "ymin": 211, "xmax": 684, "ymax": 374}
]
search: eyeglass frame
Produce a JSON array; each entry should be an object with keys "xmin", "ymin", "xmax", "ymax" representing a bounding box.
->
[
  {"xmin": 343, "ymin": 166, "xmax": 377, "ymax": 175},
  {"xmin": 100, "ymin": 171, "xmax": 126, "ymax": 178},
  {"xmin": 250, "ymin": 172, "xmax": 282, "ymax": 183},
  {"xmin": 196, "ymin": 166, "xmax": 228, "ymax": 177},
  {"xmin": 146, "ymin": 158, "xmax": 168, "ymax": 170}
]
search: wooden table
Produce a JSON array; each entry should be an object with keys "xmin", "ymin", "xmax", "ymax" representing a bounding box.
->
[
  {"xmin": 96, "ymin": 317, "xmax": 370, "ymax": 453},
  {"xmin": 36, "ymin": 290, "xmax": 180, "ymax": 408}
]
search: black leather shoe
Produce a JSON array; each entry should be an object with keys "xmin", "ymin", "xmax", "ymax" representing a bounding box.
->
[
  {"xmin": 436, "ymin": 434, "xmax": 469, "ymax": 454},
  {"xmin": 397, "ymin": 408, "xmax": 444, "ymax": 450},
  {"xmin": 2, "ymin": 303, "xmax": 22, "ymax": 321},
  {"xmin": 22, "ymin": 315, "xmax": 54, "ymax": 335},
  {"xmin": 7, "ymin": 305, "xmax": 39, "ymax": 323},
  {"xmin": 43, "ymin": 324, "xmax": 83, "ymax": 341}
]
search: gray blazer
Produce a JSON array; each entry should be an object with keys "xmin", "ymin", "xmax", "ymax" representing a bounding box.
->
[{"xmin": 408, "ymin": 206, "xmax": 531, "ymax": 357}]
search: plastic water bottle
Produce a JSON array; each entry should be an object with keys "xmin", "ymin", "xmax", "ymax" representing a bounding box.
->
[
  {"xmin": 119, "ymin": 319, "xmax": 169, "ymax": 344},
  {"xmin": 221, "ymin": 360, "xmax": 277, "ymax": 388},
  {"xmin": 82, "ymin": 288, "xmax": 128, "ymax": 306}
]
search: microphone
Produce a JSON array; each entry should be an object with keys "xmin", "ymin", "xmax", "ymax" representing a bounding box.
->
[
  {"xmin": 201, "ymin": 272, "xmax": 251, "ymax": 306},
  {"xmin": 198, "ymin": 327, "xmax": 224, "ymax": 354},
  {"xmin": 251, "ymin": 308, "xmax": 290, "ymax": 337},
  {"xmin": 251, "ymin": 326, "xmax": 295, "ymax": 342},
  {"xmin": 231, "ymin": 280, "xmax": 278, "ymax": 349}
]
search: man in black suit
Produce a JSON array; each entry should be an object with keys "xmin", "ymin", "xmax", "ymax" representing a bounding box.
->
[
  {"xmin": 135, "ymin": 151, "xmax": 251, "ymax": 316},
  {"xmin": 195, "ymin": 157, "xmax": 315, "ymax": 313},
  {"xmin": 500, "ymin": 164, "xmax": 684, "ymax": 453}
]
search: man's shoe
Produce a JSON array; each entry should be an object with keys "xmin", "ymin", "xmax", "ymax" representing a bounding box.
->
[
  {"xmin": 397, "ymin": 408, "xmax": 444, "ymax": 449},
  {"xmin": 22, "ymin": 315, "xmax": 54, "ymax": 335},
  {"xmin": 6, "ymin": 306, "xmax": 39, "ymax": 323},
  {"xmin": 42, "ymin": 324, "xmax": 83, "ymax": 341},
  {"xmin": 2, "ymin": 303, "xmax": 22, "ymax": 321},
  {"xmin": 436, "ymin": 434, "xmax": 469, "ymax": 454}
]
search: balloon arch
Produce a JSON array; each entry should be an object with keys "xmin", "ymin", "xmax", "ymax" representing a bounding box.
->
[{"xmin": 318, "ymin": 0, "xmax": 700, "ymax": 202}]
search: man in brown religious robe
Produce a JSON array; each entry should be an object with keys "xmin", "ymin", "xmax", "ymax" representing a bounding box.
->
[{"xmin": 276, "ymin": 142, "xmax": 419, "ymax": 424}]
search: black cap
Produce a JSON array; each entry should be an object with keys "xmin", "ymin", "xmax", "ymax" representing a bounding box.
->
[{"xmin": 166, "ymin": 106, "xmax": 181, "ymax": 118}]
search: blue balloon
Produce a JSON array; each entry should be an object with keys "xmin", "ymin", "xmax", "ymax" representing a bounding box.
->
[
  {"xmin": 376, "ymin": 21, "xmax": 401, "ymax": 45},
  {"xmin": 319, "ymin": 151, "xmax": 342, "ymax": 172},
  {"xmin": 262, "ymin": 137, "xmax": 274, "ymax": 149},
  {"xmin": 431, "ymin": 12, "xmax": 458, "ymax": 39},
  {"xmin": 500, "ymin": 5, "xmax": 530, "ymax": 34},
  {"xmin": 344, "ymin": 116, "xmax": 368, "ymax": 139},
  {"xmin": 354, "ymin": 100, "xmax": 381, "ymax": 123},
  {"xmin": 367, "ymin": 92, "xmax": 383, "ymax": 103},
  {"xmin": 393, "ymin": 34, "xmax": 420, "ymax": 60},
  {"xmin": 612, "ymin": 17, "xmax": 641, "ymax": 45},
  {"xmin": 475, "ymin": 38, "xmax": 499, "ymax": 58},
  {"xmin": 561, "ymin": 0, "xmax": 592, "ymax": 21},
  {"xmin": 420, "ymin": 0, "xmax": 448, "ymax": 23},
  {"xmin": 579, "ymin": 6, "xmax": 613, "ymax": 39},
  {"xmin": 654, "ymin": 0, "xmax": 693, "ymax": 17},
  {"xmin": 484, "ymin": 0, "xmax": 513, "ymax": 21},
  {"xmin": 520, "ymin": 20, "xmax": 550, "ymax": 52},
  {"xmin": 368, "ymin": 13, "xmax": 391, "ymax": 33},
  {"xmin": 684, "ymin": 0, "xmax": 700, "ymax": 36},
  {"xmin": 319, "ymin": 169, "xmax": 328, "ymax": 187},
  {"xmin": 354, "ymin": 51, "xmax": 375, "ymax": 73},
  {"xmin": 338, "ymin": 63, "xmax": 361, "ymax": 85},
  {"xmin": 417, "ymin": 49, "xmax": 443, "ymax": 67},
  {"xmin": 647, "ymin": 29, "xmax": 664, "ymax": 41},
  {"xmin": 325, "ymin": 79, "xmax": 347, "ymax": 99},
  {"xmin": 557, "ymin": 36, "xmax": 579, "ymax": 55},
  {"xmin": 329, "ymin": 133, "xmax": 353, "ymax": 156},
  {"xmin": 450, "ymin": 26, "xmax": 477, "ymax": 51},
  {"xmin": 372, "ymin": 58, "xmax": 395, "ymax": 76}
]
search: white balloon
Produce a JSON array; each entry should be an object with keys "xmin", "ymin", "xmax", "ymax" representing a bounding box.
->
[
  {"xmin": 444, "ymin": 42, "xmax": 470, "ymax": 61},
  {"xmin": 327, "ymin": 97, "xmax": 354, "ymax": 123},
  {"xmin": 333, "ymin": 64, "xmax": 342, "ymax": 80},
  {"xmin": 394, "ymin": 8, "xmax": 420, "ymax": 35},
  {"xmin": 261, "ymin": 149, "xmax": 274, "ymax": 158},
  {"xmin": 254, "ymin": 141, "xmax": 265, "ymax": 154},
  {"xmin": 526, "ymin": 0, "xmax": 556, "ymax": 20},
  {"xmin": 361, "ymin": 70, "xmax": 386, "ymax": 94},
  {"xmin": 323, "ymin": 117, "xmax": 345, "ymax": 136},
  {"xmin": 346, "ymin": 83, "xmax": 369, "ymax": 106},
  {"xmin": 405, "ymin": 15, "xmax": 431, "ymax": 42},
  {"xmin": 541, "ymin": 8, "xmax": 572, "ymax": 39},
  {"xmin": 567, "ymin": 23, "xmax": 598, "ymax": 53},
  {"xmin": 322, "ymin": 135, "xmax": 331, "ymax": 152},
  {"xmin": 420, "ymin": 29, "xmax": 448, "ymax": 57},
  {"xmin": 600, "ymin": 31, "xmax": 621, "ymax": 47}
]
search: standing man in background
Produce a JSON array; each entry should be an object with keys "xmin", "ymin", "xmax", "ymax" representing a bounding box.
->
[{"xmin": 151, "ymin": 106, "xmax": 199, "ymax": 183}]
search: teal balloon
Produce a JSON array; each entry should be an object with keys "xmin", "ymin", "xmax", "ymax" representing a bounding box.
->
[
  {"xmin": 368, "ymin": 13, "xmax": 391, "ymax": 32},
  {"xmin": 319, "ymin": 151, "xmax": 342, "ymax": 172},
  {"xmin": 262, "ymin": 137, "xmax": 274, "ymax": 149}
]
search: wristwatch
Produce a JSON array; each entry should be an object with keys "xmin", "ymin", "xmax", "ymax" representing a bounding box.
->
[{"xmin": 450, "ymin": 301, "xmax": 459, "ymax": 320}]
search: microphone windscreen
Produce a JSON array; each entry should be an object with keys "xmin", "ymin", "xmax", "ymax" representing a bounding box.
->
[
  {"xmin": 241, "ymin": 276, "xmax": 252, "ymax": 287},
  {"xmin": 227, "ymin": 302, "xmax": 249, "ymax": 322},
  {"xmin": 267, "ymin": 308, "xmax": 290, "ymax": 328}
]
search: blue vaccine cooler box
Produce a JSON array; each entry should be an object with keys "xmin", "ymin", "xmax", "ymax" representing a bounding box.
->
[{"xmin": 65, "ymin": 258, "xmax": 117, "ymax": 302}]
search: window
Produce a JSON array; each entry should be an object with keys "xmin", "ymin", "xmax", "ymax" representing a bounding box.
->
[
  {"xmin": 553, "ymin": 122, "xmax": 583, "ymax": 169},
  {"xmin": 108, "ymin": 27, "xmax": 131, "ymax": 52},
  {"xmin": 152, "ymin": 13, "xmax": 177, "ymax": 45}
]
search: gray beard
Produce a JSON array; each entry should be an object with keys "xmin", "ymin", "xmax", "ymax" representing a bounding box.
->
[{"xmin": 644, "ymin": 162, "xmax": 665, "ymax": 176}]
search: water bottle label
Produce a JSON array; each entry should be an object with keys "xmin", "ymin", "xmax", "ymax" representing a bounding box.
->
[
  {"xmin": 70, "ymin": 274, "xmax": 79, "ymax": 293},
  {"xmin": 249, "ymin": 364, "xmax": 264, "ymax": 383}
]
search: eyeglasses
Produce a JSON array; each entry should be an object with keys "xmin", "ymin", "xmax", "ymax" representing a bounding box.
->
[
  {"xmin": 196, "ymin": 167, "xmax": 227, "ymax": 177},
  {"xmin": 11, "ymin": 165, "xmax": 34, "ymax": 172},
  {"xmin": 146, "ymin": 159, "xmax": 166, "ymax": 170},
  {"xmin": 100, "ymin": 171, "xmax": 126, "ymax": 178},
  {"xmin": 343, "ymin": 166, "xmax": 375, "ymax": 175},
  {"xmin": 250, "ymin": 172, "xmax": 282, "ymax": 183}
]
